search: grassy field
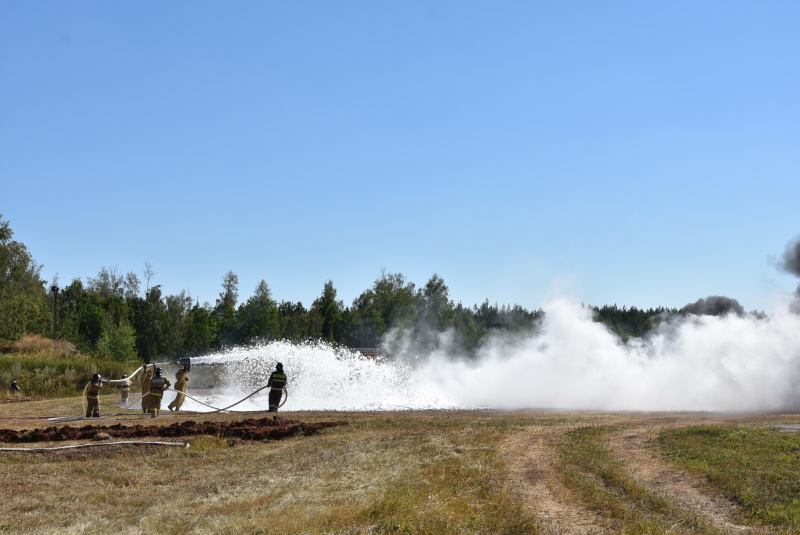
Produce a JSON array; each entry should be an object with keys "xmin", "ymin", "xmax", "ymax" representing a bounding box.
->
[{"xmin": 2, "ymin": 399, "xmax": 800, "ymax": 534}]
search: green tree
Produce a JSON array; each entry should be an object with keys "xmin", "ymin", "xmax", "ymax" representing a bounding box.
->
[
  {"xmin": 86, "ymin": 267, "xmax": 125, "ymax": 297},
  {"xmin": 213, "ymin": 271, "xmax": 240, "ymax": 347},
  {"xmin": 278, "ymin": 300, "xmax": 308, "ymax": 341},
  {"xmin": 97, "ymin": 322, "xmax": 138, "ymax": 361},
  {"xmin": 311, "ymin": 280, "xmax": 343, "ymax": 343},
  {"xmin": 417, "ymin": 274, "xmax": 453, "ymax": 330},
  {"xmin": 450, "ymin": 302, "xmax": 484, "ymax": 353},
  {"xmin": 72, "ymin": 290, "xmax": 108, "ymax": 350},
  {"xmin": 123, "ymin": 271, "xmax": 141, "ymax": 299},
  {"xmin": 55, "ymin": 279, "xmax": 87, "ymax": 346},
  {"xmin": 184, "ymin": 301, "xmax": 217, "ymax": 355},
  {"xmin": 129, "ymin": 285, "xmax": 168, "ymax": 363},
  {"xmin": 0, "ymin": 215, "xmax": 51, "ymax": 341},
  {"xmin": 238, "ymin": 280, "xmax": 281, "ymax": 342},
  {"xmin": 164, "ymin": 291, "xmax": 193, "ymax": 357},
  {"xmin": 352, "ymin": 270, "xmax": 417, "ymax": 346}
]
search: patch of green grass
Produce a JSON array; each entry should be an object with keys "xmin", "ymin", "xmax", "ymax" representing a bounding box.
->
[
  {"xmin": 559, "ymin": 426, "xmax": 720, "ymax": 534},
  {"xmin": 660, "ymin": 425, "xmax": 800, "ymax": 530},
  {"xmin": 0, "ymin": 353, "xmax": 139, "ymax": 399}
]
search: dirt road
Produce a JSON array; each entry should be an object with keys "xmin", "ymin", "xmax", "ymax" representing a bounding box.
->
[{"xmin": 502, "ymin": 411, "xmax": 793, "ymax": 534}]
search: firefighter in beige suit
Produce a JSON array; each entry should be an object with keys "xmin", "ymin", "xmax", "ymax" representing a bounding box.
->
[
  {"xmin": 148, "ymin": 367, "xmax": 171, "ymax": 418},
  {"xmin": 168, "ymin": 360, "xmax": 190, "ymax": 412},
  {"xmin": 140, "ymin": 365, "xmax": 153, "ymax": 413},
  {"xmin": 85, "ymin": 374, "xmax": 104, "ymax": 418}
]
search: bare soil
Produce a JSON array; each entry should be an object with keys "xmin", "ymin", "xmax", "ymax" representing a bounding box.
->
[
  {"xmin": 0, "ymin": 416, "xmax": 345, "ymax": 443},
  {"xmin": 0, "ymin": 396, "xmax": 42, "ymax": 404}
]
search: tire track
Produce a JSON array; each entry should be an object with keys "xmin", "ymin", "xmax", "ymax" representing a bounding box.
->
[
  {"xmin": 607, "ymin": 427, "xmax": 755, "ymax": 533},
  {"xmin": 504, "ymin": 426, "xmax": 612, "ymax": 534}
]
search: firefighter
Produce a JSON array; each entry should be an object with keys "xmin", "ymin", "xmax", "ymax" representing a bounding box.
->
[
  {"xmin": 85, "ymin": 374, "xmax": 104, "ymax": 418},
  {"xmin": 168, "ymin": 358, "xmax": 190, "ymax": 412},
  {"xmin": 10, "ymin": 380, "xmax": 20, "ymax": 397},
  {"xmin": 267, "ymin": 362, "xmax": 287, "ymax": 412},
  {"xmin": 140, "ymin": 365, "xmax": 153, "ymax": 414},
  {"xmin": 118, "ymin": 374, "xmax": 131, "ymax": 405},
  {"xmin": 148, "ymin": 367, "xmax": 171, "ymax": 418}
]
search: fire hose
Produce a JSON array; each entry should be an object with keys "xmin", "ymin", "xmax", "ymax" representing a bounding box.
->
[
  {"xmin": 175, "ymin": 385, "xmax": 288, "ymax": 413},
  {"xmin": 0, "ymin": 441, "xmax": 189, "ymax": 452},
  {"xmin": 76, "ymin": 382, "xmax": 287, "ymax": 419},
  {"xmin": 56, "ymin": 364, "xmax": 287, "ymax": 421},
  {"xmin": 80, "ymin": 365, "xmax": 148, "ymax": 417}
]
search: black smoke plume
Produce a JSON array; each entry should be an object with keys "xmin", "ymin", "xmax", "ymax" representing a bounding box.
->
[
  {"xmin": 777, "ymin": 236, "xmax": 800, "ymax": 312},
  {"xmin": 681, "ymin": 296, "xmax": 744, "ymax": 317},
  {"xmin": 778, "ymin": 237, "xmax": 800, "ymax": 278}
]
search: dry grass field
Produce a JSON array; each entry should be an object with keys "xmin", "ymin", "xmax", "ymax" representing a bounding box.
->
[{"xmin": 2, "ymin": 396, "xmax": 800, "ymax": 534}]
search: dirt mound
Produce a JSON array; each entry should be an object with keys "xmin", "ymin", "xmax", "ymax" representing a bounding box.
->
[
  {"xmin": 0, "ymin": 417, "xmax": 346, "ymax": 443},
  {"xmin": 1, "ymin": 396, "xmax": 42, "ymax": 404}
]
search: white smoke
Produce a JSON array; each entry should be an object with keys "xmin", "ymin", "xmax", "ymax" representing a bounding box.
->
[
  {"xmin": 424, "ymin": 299, "xmax": 800, "ymax": 411},
  {"xmin": 175, "ymin": 298, "xmax": 800, "ymax": 413}
]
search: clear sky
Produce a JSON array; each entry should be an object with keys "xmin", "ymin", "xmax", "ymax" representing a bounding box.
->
[{"xmin": 2, "ymin": 1, "xmax": 798, "ymax": 313}]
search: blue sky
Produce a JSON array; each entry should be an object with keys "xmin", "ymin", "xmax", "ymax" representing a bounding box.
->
[{"xmin": 2, "ymin": 1, "xmax": 798, "ymax": 313}]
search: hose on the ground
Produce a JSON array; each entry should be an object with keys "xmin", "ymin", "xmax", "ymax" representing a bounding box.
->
[
  {"xmin": 175, "ymin": 386, "xmax": 288, "ymax": 413},
  {"xmin": 0, "ymin": 441, "xmax": 189, "ymax": 452}
]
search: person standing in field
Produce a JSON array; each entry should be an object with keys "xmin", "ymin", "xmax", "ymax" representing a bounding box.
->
[
  {"xmin": 168, "ymin": 358, "xmax": 190, "ymax": 412},
  {"xmin": 85, "ymin": 374, "xmax": 104, "ymax": 418},
  {"xmin": 10, "ymin": 380, "xmax": 20, "ymax": 397},
  {"xmin": 267, "ymin": 362, "xmax": 287, "ymax": 412},
  {"xmin": 148, "ymin": 367, "xmax": 171, "ymax": 418},
  {"xmin": 118, "ymin": 374, "xmax": 131, "ymax": 405},
  {"xmin": 140, "ymin": 365, "xmax": 153, "ymax": 414}
]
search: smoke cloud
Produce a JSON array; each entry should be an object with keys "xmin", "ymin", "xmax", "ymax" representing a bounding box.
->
[
  {"xmin": 681, "ymin": 296, "xmax": 744, "ymax": 317},
  {"xmin": 419, "ymin": 300, "xmax": 800, "ymax": 412},
  {"xmin": 777, "ymin": 237, "xmax": 800, "ymax": 312},
  {"xmin": 778, "ymin": 237, "xmax": 800, "ymax": 277}
]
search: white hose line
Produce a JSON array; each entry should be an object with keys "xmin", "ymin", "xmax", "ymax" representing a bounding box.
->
[
  {"xmin": 0, "ymin": 441, "xmax": 189, "ymax": 452},
  {"xmin": 103, "ymin": 365, "xmax": 145, "ymax": 384},
  {"xmin": 47, "ymin": 416, "xmax": 93, "ymax": 422},
  {"xmin": 177, "ymin": 386, "xmax": 288, "ymax": 413},
  {"xmin": 81, "ymin": 365, "xmax": 144, "ymax": 416}
]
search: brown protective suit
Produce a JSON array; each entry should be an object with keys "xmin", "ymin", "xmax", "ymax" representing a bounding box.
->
[
  {"xmin": 148, "ymin": 375, "xmax": 171, "ymax": 418},
  {"xmin": 85, "ymin": 380, "xmax": 103, "ymax": 418},
  {"xmin": 140, "ymin": 368, "xmax": 153, "ymax": 413},
  {"xmin": 167, "ymin": 369, "xmax": 189, "ymax": 412}
]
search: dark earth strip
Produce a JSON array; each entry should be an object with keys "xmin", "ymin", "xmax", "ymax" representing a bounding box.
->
[
  {"xmin": 0, "ymin": 417, "xmax": 347, "ymax": 443},
  {"xmin": 0, "ymin": 397, "xmax": 42, "ymax": 404}
]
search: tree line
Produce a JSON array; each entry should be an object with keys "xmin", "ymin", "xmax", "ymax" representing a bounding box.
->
[{"xmin": 1, "ymin": 215, "xmax": 685, "ymax": 362}]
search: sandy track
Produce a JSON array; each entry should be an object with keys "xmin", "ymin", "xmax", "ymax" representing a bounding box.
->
[
  {"xmin": 501, "ymin": 413, "xmax": 792, "ymax": 534},
  {"xmin": 608, "ymin": 427, "xmax": 753, "ymax": 533},
  {"xmin": 505, "ymin": 426, "xmax": 611, "ymax": 534}
]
